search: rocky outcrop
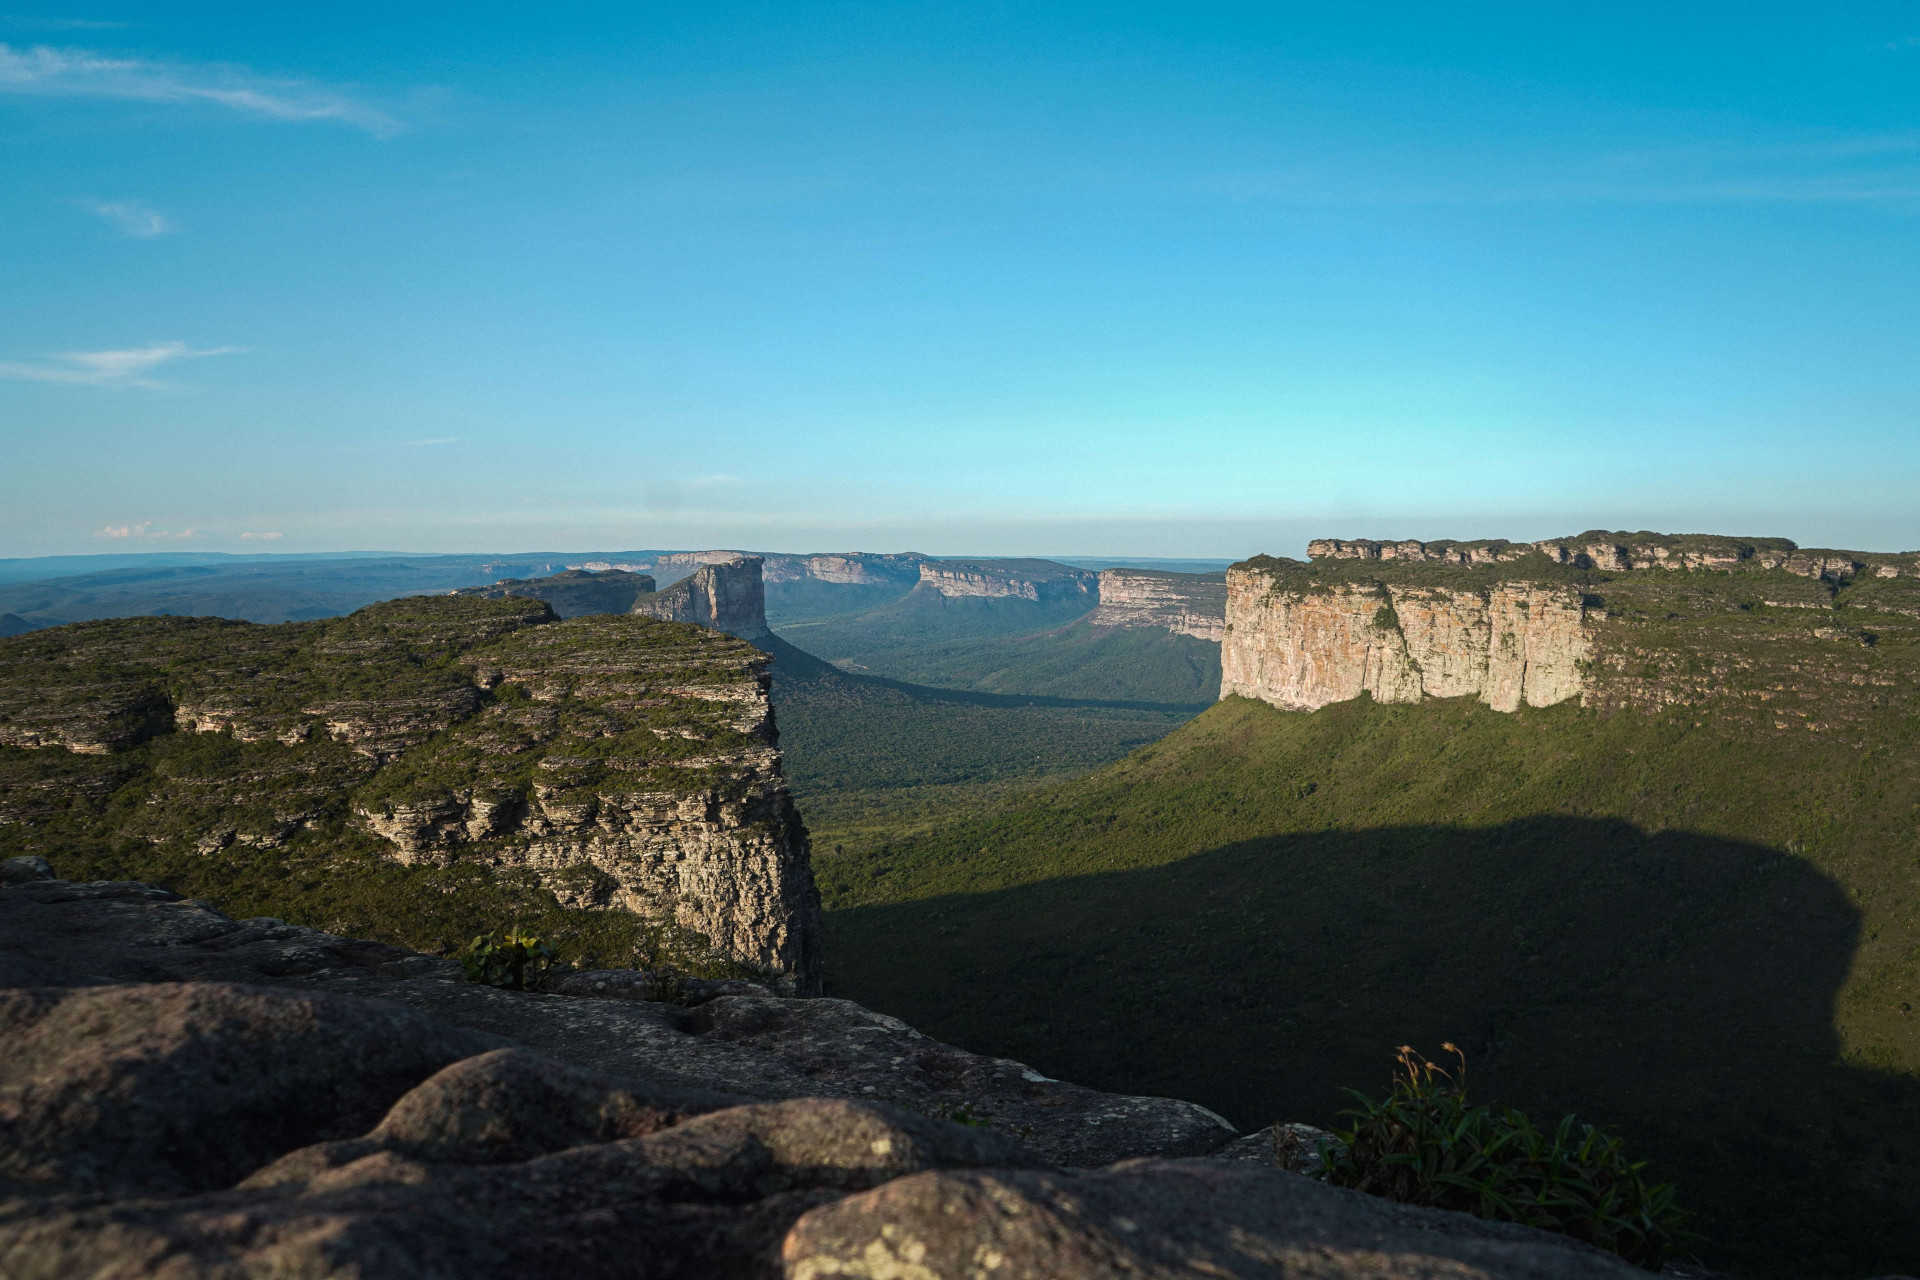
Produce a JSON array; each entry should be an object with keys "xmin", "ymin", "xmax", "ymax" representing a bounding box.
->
[
  {"xmin": 634, "ymin": 557, "xmax": 774, "ymax": 643},
  {"xmin": 917, "ymin": 558, "xmax": 1098, "ymax": 604},
  {"xmin": 0, "ymin": 596, "xmax": 821, "ymax": 992},
  {"xmin": 652, "ymin": 549, "xmax": 751, "ymax": 570},
  {"xmin": 760, "ymin": 553, "xmax": 928, "ymax": 587},
  {"xmin": 1314, "ymin": 531, "xmax": 1920, "ymax": 580},
  {"xmin": 0, "ymin": 870, "xmax": 1237, "ymax": 1167},
  {"xmin": 0, "ymin": 868, "xmax": 1648, "ymax": 1279},
  {"xmin": 1307, "ymin": 538, "xmax": 1535, "ymax": 566},
  {"xmin": 0, "ymin": 982, "xmax": 507, "ymax": 1197},
  {"xmin": 1221, "ymin": 575, "xmax": 1590, "ymax": 713},
  {"xmin": 456, "ymin": 569, "xmax": 656, "ymax": 617},
  {"xmin": 1089, "ymin": 569, "xmax": 1228, "ymax": 641},
  {"xmin": 783, "ymin": 1159, "xmax": 1641, "ymax": 1280}
]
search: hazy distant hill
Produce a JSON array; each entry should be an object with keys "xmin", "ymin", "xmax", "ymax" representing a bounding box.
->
[{"xmin": 0, "ymin": 554, "xmax": 594, "ymax": 627}]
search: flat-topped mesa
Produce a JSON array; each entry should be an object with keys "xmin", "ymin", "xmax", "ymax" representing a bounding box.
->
[
  {"xmin": 455, "ymin": 569, "xmax": 656, "ymax": 618},
  {"xmin": 1311, "ymin": 531, "xmax": 1920, "ymax": 581},
  {"xmin": 633, "ymin": 558, "xmax": 773, "ymax": 644},
  {"xmin": 1230, "ymin": 530, "xmax": 1920, "ymax": 720},
  {"xmin": 653, "ymin": 550, "xmax": 751, "ymax": 570},
  {"xmin": 1088, "ymin": 569, "xmax": 1228, "ymax": 642},
  {"xmin": 760, "ymin": 552, "xmax": 929, "ymax": 586},
  {"xmin": 918, "ymin": 558, "xmax": 1098, "ymax": 604},
  {"xmin": 0, "ymin": 596, "xmax": 822, "ymax": 992}
]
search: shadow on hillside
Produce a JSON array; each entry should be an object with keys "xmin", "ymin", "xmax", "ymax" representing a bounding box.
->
[{"xmin": 825, "ymin": 816, "xmax": 1920, "ymax": 1278}]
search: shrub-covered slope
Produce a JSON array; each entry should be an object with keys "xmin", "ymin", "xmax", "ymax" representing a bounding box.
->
[
  {"xmin": 821, "ymin": 680, "xmax": 1920, "ymax": 1275},
  {"xmin": 0, "ymin": 597, "xmax": 811, "ymax": 981},
  {"xmin": 797, "ymin": 617, "xmax": 1221, "ymax": 706}
]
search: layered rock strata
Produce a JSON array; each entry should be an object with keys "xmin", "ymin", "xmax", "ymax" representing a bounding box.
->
[
  {"xmin": 1312, "ymin": 531, "xmax": 1920, "ymax": 579},
  {"xmin": 759, "ymin": 552, "xmax": 928, "ymax": 587},
  {"xmin": 1222, "ymin": 576, "xmax": 1589, "ymax": 713},
  {"xmin": 633, "ymin": 557, "xmax": 774, "ymax": 643},
  {"xmin": 0, "ymin": 868, "xmax": 1236, "ymax": 1169},
  {"xmin": 1232, "ymin": 531, "xmax": 1920, "ymax": 720},
  {"xmin": 1089, "ymin": 568, "xmax": 1228, "ymax": 641},
  {"xmin": 917, "ymin": 558, "xmax": 1098, "ymax": 603},
  {"xmin": 0, "ymin": 866, "xmax": 1644, "ymax": 1280},
  {"xmin": 0, "ymin": 596, "xmax": 820, "ymax": 991}
]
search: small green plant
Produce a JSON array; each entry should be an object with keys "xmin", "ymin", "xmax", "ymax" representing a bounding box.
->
[
  {"xmin": 460, "ymin": 929, "xmax": 557, "ymax": 990},
  {"xmin": 1321, "ymin": 1045, "xmax": 1689, "ymax": 1270},
  {"xmin": 939, "ymin": 1104, "xmax": 994, "ymax": 1128}
]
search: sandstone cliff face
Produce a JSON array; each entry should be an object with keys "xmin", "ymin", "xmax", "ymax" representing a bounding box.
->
[
  {"xmin": 1089, "ymin": 569, "xmax": 1228, "ymax": 642},
  {"xmin": 918, "ymin": 559, "xmax": 1097, "ymax": 604},
  {"xmin": 0, "ymin": 597, "xmax": 821, "ymax": 991},
  {"xmin": 632, "ymin": 558, "xmax": 773, "ymax": 643},
  {"xmin": 771, "ymin": 552, "xmax": 927, "ymax": 586},
  {"xmin": 1221, "ymin": 572, "xmax": 1590, "ymax": 713}
]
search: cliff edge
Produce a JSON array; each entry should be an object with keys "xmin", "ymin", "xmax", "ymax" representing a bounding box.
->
[
  {"xmin": 1224, "ymin": 531, "xmax": 1920, "ymax": 719},
  {"xmin": 0, "ymin": 858, "xmax": 1644, "ymax": 1280},
  {"xmin": 0, "ymin": 595, "xmax": 820, "ymax": 991}
]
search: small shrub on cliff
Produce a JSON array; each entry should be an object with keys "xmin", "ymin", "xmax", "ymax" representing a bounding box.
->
[
  {"xmin": 1321, "ymin": 1045, "xmax": 1688, "ymax": 1270},
  {"xmin": 460, "ymin": 929, "xmax": 557, "ymax": 990}
]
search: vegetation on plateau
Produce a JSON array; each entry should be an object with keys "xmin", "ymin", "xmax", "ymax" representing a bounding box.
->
[{"xmin": 0, "ymin": 597, "xmax": 769, "ymax": 979}]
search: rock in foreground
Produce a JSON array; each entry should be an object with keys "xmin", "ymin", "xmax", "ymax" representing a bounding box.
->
[{"xmin": 0, "ymin": 869, "xmax": 1655, "ymax": 1278}]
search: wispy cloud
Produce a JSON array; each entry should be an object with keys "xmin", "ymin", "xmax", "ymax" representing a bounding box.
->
[
  {"xmin": 94, "ymin": 522, "xmax": 206, "ymax": 540},
  {"xmin": 0, "ymin": 340, "xmax": 242, "ymax": 388},
  {"xmin": 0, "ymin": 17, "xmax": 133, "ymax": 32},
  {"xmin": 0, "ymin": 42, "xmax": 399, "ymax": 134},
  {"xmin": 84, "ymin": 197, "xmax": 171, "ymax": 237},
  {"xmin": 240, "ymin": 530, "xmax": 283, "ymax": 541}
]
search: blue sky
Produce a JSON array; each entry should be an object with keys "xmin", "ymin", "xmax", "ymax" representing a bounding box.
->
[{"xmin": 3, "ymin": 3, "xmax": 1918, "ymax": 558}]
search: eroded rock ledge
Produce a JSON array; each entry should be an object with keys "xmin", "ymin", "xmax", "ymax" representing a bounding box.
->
[
  {"xmin": 0, "ymin": 863, "xmax": 1646, "ymax": 1280},
  {"xmin": 0, "ymin": 594, "xmax": 819, "ymax": 990}
]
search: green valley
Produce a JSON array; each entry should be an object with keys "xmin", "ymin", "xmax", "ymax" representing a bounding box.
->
[{"xmin": 816, "ymin": 550, "xmax": 1920, "ymax": 1278}]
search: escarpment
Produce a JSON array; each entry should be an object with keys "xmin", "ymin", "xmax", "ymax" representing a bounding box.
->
[
  {"xmin": 1225, "ymin": 530, "xmax": 1920, "ymax": 720},
  {"xmin": 1089, "ymin": 568, "xmax": 1228, "ymax": 641},
  {"xmin": 0, "ymin": 596, "xmax": 821, "ymax": 991},
  {"xmin": 917, "ymin": 558, "xmax": 1098, "ymax": 603},
  {"xmin": 1223, "ymin": 575, "xmax": 1587, "ymax": 713},
  {"xmin": 633, "ymin": 557, "xmax": 774, "ymax": 643}
]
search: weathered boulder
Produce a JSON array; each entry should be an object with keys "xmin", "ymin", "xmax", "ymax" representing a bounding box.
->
[
  {"xmin": 0, "ymin": 875, "xmax": 1235, "ymax": 1167},
  {"xmin": 1, "ymin": 855, "xmax": 53, "ymax": 885},
  {"xmin": 0, "ymin": 982, "xmax": 505, "ymax": 1197},
  {"xmin": 0, "ymin": 1098, "xmax": 1040, "ymax": 1280},
  {"xmin": 781, "ymin": 1158, "xmax": 1645, "ymax": 1279},
  {"xmin": 0, "ymin": 869, "xmax": 1704, "ymax": 1280},
  {"xmin": 242, "ymin": 1047, "xmax": 750, "ymax": 1183}
]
